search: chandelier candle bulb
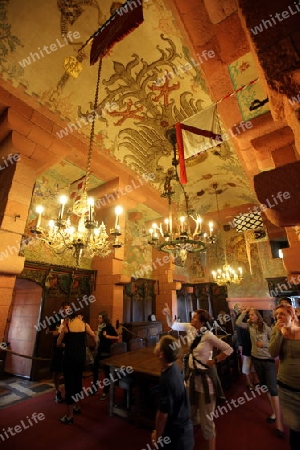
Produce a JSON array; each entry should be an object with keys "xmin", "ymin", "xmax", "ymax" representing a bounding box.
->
[
  {"xmin": 88, "ymin": 197, "xmax": 94, "ymax": 222},
  {"xmin": 164, "ymin": 218, "xmax": 169, "ymax": 233},
  {"xmin": 198, "ymin": 217, "xmax": 202, "ymax": 233},
  {"xmin": 58, "ymin": 195, "xmax": 67, "ymax": 220},
  {"xmin": 192, "ymin": 216, "xmax": 202, "ymax": 237},
  {"xmin": 35, "ymin": 205, "xmax": 44, "ymax": 228},
  {"xmin": 114, "ymin": 205, "xmax": 123, "ymax": 230},
  {"xmin": 180, "ymin": 216, "xmax": 185, "ymax": 233},
  {"xmin": 153, "ymin": 224, "xmax": 159, "ymax": 239},
  {"xmin": 115, "ymin": 215, "xmax": 119, "ymax": 229}
]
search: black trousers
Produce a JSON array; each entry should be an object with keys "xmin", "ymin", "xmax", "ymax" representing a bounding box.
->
[{"xmin": 93, "ymin": 352, "xmax": 111, "ymax": 393}]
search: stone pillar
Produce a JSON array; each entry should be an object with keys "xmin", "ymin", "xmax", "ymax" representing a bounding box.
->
[
  {"xmin": 151, "ymin": 248, "xmax": 182, "ymax": 330},
  {"xmin": 0, "ymin": 133, "xmax": 37, "ymax": 341},
  {"xmin": 91, "ymin": 256, "xmax": 130, "ymax": 334},
  {"xmin": 90, "ymin": 203, "xmax": 129, "ymax": 333}
]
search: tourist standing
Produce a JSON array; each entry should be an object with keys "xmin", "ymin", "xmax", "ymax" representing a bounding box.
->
[
  {"xmin": 236, "ymin": 308, "xmax": 284, "ymax": 437},
  {"xmin": 269, "ymin": 304, "xmax": 300, "ymax": 449},
  {"xmin": 92, "ymin": 311, "xmax": 119, "ymax": 400},
  {"xmin": 163, "ymin": 305, "xmax": 232, "ymax": 450},
  {"xmin": 153, "ymin": 335, "xmax": 194, "ymax": 450},
  {"xmin": 57, "ymin": 311, "xmax": 96, "ymax": 424}
]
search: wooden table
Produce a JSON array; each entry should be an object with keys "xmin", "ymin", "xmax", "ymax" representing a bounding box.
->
[
  {"xmin": 103, "ymin": 340, "xmax": 238, "ymax": 426},
  {"xmin": 105, "ymin": 346, "xmax": 162, "ymax": 376},
  {"xmin": 103, "ymin": 346, "xmax": 184, "ymax": 427}
]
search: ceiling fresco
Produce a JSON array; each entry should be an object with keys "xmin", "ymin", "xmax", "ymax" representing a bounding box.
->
[
  {"xmin": 1, "ymin": 0, "xmax": 261, "ymax": 221},
  {"xmin": 228, "ymin": 52, "xmax": 270, "ymax": 122}
]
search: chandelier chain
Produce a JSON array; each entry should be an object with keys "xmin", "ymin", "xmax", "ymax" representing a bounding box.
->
[
  {"xmin": 148, "ymin": 128, "xmax": 216, "ymax": 264},
  {"xmin": 85, "ymin": 57, "xmax": 102, "ymax": 193},
  {"xmin": 26, "ymin": 56, "xmax": 124, "ymax": 267}
]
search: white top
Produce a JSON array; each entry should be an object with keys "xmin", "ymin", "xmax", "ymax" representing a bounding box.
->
[
  {"xmin": 172, "ymin": 322, "xmax": 233, "ymax": 393},
  {"xmin": 171, "ymin": 321, "xmax": 198, "ymax": 345}
]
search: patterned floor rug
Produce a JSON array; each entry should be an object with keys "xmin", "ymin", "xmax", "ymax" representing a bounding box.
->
[{"xmin": 0, "ymin": 375, "xmax": 54, "ymax": 409}]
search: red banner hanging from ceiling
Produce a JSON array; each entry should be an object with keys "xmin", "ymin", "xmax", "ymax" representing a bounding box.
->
[{"xmin": 90, "ymin": 0, "xmax": 144, "ymax": 65}]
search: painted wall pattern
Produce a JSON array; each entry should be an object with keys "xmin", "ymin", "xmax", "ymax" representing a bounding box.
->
[{"xmin": 1, "ymin": 0, "xmax": 275, "ymax": 289}]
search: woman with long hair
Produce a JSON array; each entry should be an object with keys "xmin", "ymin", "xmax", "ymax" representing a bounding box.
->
[
  {"xmin": 57, "ymin": 311, "xmax": 96, "ymax": 424},
  {"xmin": 236, "ymin": 307, "xmax": 284, "ymax": 437},
  {"xmin": 269, "ymin": 304, "xmax": 300, "ymax": 450}
]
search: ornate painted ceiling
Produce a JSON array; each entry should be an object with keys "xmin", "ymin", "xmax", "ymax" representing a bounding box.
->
[{"xmin": 1, "ymin": 0, "xmax": 265, "ymax": 221}]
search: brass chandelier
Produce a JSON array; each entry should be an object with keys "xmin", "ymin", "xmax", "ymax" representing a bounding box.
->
[
  {"xmin": 212, "ymin": 258, "xmax": 243, "ymax": 286},
  {"xmin": 148, "ymin": 129, "xmax": 216, "ymax": 264},
  {"xmin": 29, "ymin": 60, "xmax": 123, "ymax": 266},
  {"xmin": 211, "ymin": 185, "xmax": 243, "ymax": 285}
]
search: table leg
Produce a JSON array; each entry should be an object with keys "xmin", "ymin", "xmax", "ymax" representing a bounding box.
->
[{"xmin": 109, "ymin": 365, "xmax": 116, "ymax": 416}]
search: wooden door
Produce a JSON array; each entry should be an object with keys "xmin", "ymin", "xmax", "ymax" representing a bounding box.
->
[{"xmin": 5, "ymin": 279, "xmax": 42, "ymax": 378}]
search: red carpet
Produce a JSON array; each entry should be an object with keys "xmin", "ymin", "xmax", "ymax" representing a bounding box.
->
[{"xmin": 0, "ymin": 375, "xmax": 290, "ymax": 450}]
